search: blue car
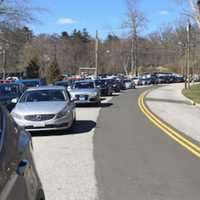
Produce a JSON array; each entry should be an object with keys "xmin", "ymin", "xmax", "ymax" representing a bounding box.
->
[
  {"xmin": 0, "ymin": 83, "xmax": 23, "ymax": 111},
  {"xmin": 16, "ymin": 79, "xmax": 46, "ymax": 91}
]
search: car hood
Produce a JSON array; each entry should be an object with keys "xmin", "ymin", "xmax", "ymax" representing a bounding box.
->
[
  {"xmin": 13, "ymin": 101, "xmax": 67, "ymax": 115},
  {"xmin": 70, "ymin": 88, "xmax": 98, "ymax": 95}
]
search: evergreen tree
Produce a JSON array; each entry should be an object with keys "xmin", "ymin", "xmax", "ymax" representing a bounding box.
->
[
  {"xmin": 47, "ymin": 58, "xmax": 61, "ymax": 84},
  {"xmin": 26, "ymin": 57, "xmax": 40, "ymax": 78}
]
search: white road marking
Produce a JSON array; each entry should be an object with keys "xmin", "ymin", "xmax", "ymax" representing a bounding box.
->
[{"xmin": 32, "ymin": 97, "xmax": 112, "ymax": 200}]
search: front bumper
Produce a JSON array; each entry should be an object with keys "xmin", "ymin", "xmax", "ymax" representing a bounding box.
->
[
  {"xmin": 13, "ymin": 115, "xmax": 73, "ymax": 132},
  {"xmin": 75, "ymin": 97, "xmax": 100, "ymax": 104},
  {"xmin": 73, "ymin": 94, "xmax": 100, "ymax": 104}
]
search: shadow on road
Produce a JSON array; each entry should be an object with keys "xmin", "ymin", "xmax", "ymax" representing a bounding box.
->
[
  {"xmin": 76, "ymin": 102, "xmax": 113, "ymax": 108},
  {"xmin": 31, "ymin": 120, "xmax": 96, "ymax": 137},
  {"xmin": 112, "ymin": 93, "xmax": 120, "ymax": 97}
]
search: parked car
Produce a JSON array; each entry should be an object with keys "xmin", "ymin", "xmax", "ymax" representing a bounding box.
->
[
  {"xmin": 11, "ymin": 86, "xmax": 76, "ymax": 132},
  {"xmin": 95, "ymin": 79, "xmax": 113, "ymax": 96},
  {"xmin": 174, "ymin": 75, "xmax": 184, "ymax": 83},
  {"xmin": 132, "ymin": 77, "xmax": 142, "ymax": 86},
  {"xmin": 109, "ymin": 78, "xmax": 121, "ymax": 92},
  {"xmin": 0, "ymin": 80, "xmax": 13, "ymax": 84},
  {"xmin": 155, "ymin": 74, "xmax": 170, "ymax": 84},
  {"xmin": 0, "ymin": 83, "xmax": 23, "ymax": 111},
  {"xmin": 15, "ymin": 79, "xmax": 46, "ymax": 91},
  {"xmin": 0, "ymin": 105, "xmax": 45, "ymax": 200},
  {"xmin": 70, "ymin": 80, "xmax": 101, "ymax": 105},
  {"xmin": 122, "ymin": 79, "xmax": 135, "ymax": 89}
]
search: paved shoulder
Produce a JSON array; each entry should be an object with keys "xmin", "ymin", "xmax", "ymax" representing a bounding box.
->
[{"xmin": 94, "ymin": 89, "xmax": 200, "ymax": 200}]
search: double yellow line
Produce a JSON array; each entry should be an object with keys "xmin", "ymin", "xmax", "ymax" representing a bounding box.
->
[{"xmin": 138, "ymin": 91, "xmax": 200, "ymax": 158}]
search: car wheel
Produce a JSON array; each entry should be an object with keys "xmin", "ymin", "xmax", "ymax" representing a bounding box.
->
[
  {"xmin": 36, "ymin": 189, "xmax": 45, "ymax": 200},
  {"xmin": 73, "ymin": 113, "xmax": 76, "ymax": 123}
]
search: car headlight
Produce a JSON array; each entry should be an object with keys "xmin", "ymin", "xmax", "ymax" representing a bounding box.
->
[
  {"xmin": 90, "ymin": 92, "xmax": 97, "ymax": 97},
  {"xmin": 56, "ymin": 109, "xmax": 71, "ymax": 119},
  {"xmin": 12, "ymin": 112, "xmax": 23, "ymax": 120}
]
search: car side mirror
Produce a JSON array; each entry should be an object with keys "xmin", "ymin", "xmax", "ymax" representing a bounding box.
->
[{"xmin": 11, "ymin": 98, "xmax": 19, "ymax": 104}]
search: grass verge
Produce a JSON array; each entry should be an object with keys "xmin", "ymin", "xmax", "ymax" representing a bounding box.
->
[{"xmin": 182, "ymin": 84, "xmax": 200, "ymax": 104}]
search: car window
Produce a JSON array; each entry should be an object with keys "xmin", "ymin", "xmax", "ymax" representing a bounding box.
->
[
  {"xmin": 75, "ymin": 82, "xmax": 94, "ymax": 89},
  {"xmin": 19, "ymin": 89, "xmax": 66, "ymax": 103}
]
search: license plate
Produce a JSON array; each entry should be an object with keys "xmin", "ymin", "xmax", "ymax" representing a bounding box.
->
[
  {"xmin": 33, "ymin": 122, "xmax": 45, "ymax": 127},
  {"xmin": 79, "ymin": 96, "xmax": 85, "ymax": 101}
]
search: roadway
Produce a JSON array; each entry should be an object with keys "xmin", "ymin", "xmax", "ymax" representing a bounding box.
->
[{"xmin": 33, "ymin": 87, "xmax": 200, "ymax": 200}]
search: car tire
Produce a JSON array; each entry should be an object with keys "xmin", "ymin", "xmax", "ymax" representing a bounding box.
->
[
  {"xmin": 73, "ymin": 113, "xmax": 76, "ymax": 123},
  {"xmin": 36, "ymin": 189, "xmax": 45, "ymax": 200}
]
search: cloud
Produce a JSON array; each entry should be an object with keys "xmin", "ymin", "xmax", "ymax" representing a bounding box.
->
[
  {"xmin": 57, "ymin": 18, "xmax": 77, "ymax": 25},
  {"xmin": 159, "ymin": 10, "xmax": 169, "ymax": 15}
]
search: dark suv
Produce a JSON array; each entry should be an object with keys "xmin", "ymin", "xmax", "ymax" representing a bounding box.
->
[
  {"xmin": 0, "ymin": 106, "xmax": 45, "ymax": 200},
  {"xmin": 95, "ymin": 79, "xmax": 113, "ymax": 96}
]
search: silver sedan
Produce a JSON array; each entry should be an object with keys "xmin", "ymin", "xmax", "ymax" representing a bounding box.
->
[
  {"xmin": 70, "ymin": 80, "xmax": 101, "ymax": 105},
  {"xmin": 11, "ymin": 86, "xmax": 76, "ymax": 132}
]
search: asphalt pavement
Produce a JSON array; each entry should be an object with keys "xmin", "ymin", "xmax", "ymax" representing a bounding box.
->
[
  {"xmin": 94, "ymin": 88, "xmax": 200, "ymax": 200},
  {"xmin": 32, "ymin": 87, "xmax": 200, "ymax": 200}
]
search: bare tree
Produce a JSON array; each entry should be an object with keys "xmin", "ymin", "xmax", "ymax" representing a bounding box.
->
[
  {"xmin": 187, "ymin": 0, "xmax": 200, "ymax": 28},
  {"xmin": 122, "ymin": 0, "xmax": 147, "ymax": 75}
]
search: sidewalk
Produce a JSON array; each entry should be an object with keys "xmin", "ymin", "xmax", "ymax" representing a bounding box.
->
[{"xmin": 145, "ymin": 83, "xmax": 200, "ymax": 143}]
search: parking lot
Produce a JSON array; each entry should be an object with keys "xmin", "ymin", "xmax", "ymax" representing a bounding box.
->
[{"xmin": 32, "ymin": 96, "xmax": 113, "ymax": 200}]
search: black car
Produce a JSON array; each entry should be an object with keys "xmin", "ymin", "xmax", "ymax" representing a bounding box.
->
[
  {"xmin": 0, "ymin": 84, "xmax": 23, "ymax": 111},
  {"xmin": 0, "ymin": 106, "xmax": 45, "ymax": 200},
  {"xmin": 110, "ymin": 79, "xmax": 121, "ymax": 92},
  {"xmin": 95, "ymin": 79, "xmax": 113, "ymax": 96}
]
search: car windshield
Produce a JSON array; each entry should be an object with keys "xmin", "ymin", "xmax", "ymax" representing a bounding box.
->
[
  {"xmin": 124, "ymin": 80, "xmax": 131, "ymax": 83},
  {"xmin": 19, "ymin": 89, "xmax": 66, "ymax": 103},
  {"xmin": 74, "ymin": 82, "xmax": 94, "ymax": 89}
]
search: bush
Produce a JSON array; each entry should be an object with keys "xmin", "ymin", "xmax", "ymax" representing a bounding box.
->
[
  {"xmin": 26, "ymin": 57, "xmax": 40, "ymax": 78},
  {"xmin": 47, "ymin": 59, "xmax": 61, "ymax": 84}
]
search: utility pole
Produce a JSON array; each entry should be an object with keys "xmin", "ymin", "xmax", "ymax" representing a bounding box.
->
[
  {"xmin": 186, "ymin": 22, "xmax": 191, "ymax": 89},
  {"xmin": 2, "ymin": 48, "xmax": 6, "ymax": 80},
  {"xmin": 95, "ymin": 30, "xmax": 99, "ymax": 77}
]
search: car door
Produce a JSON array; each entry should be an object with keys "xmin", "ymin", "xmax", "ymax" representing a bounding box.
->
[{"xmin": 0, "ymin": 107, "xmax": 31, "ymax": 200}]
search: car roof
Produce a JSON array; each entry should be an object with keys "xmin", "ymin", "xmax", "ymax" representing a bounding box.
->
[
  {"xmin": 26, "ymin": 86, "xmax": 65, "ymax": 91},
  {"xmin": 75, "ymin": 80, "xmax": 95, "ymax": 83}
]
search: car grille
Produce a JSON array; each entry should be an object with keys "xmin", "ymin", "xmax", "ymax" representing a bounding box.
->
[
  {"xmin": 25, "ymin": 114, "xmax": 55, "ymax": 121},
  {"xmin": 75, "ymin": 95, "xmax": 89, "ymax": 100}
]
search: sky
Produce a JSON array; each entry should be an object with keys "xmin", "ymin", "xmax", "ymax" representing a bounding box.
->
[{"xmin": 30, "ymin": 0, "xmax": 187, "ymax": 38}]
